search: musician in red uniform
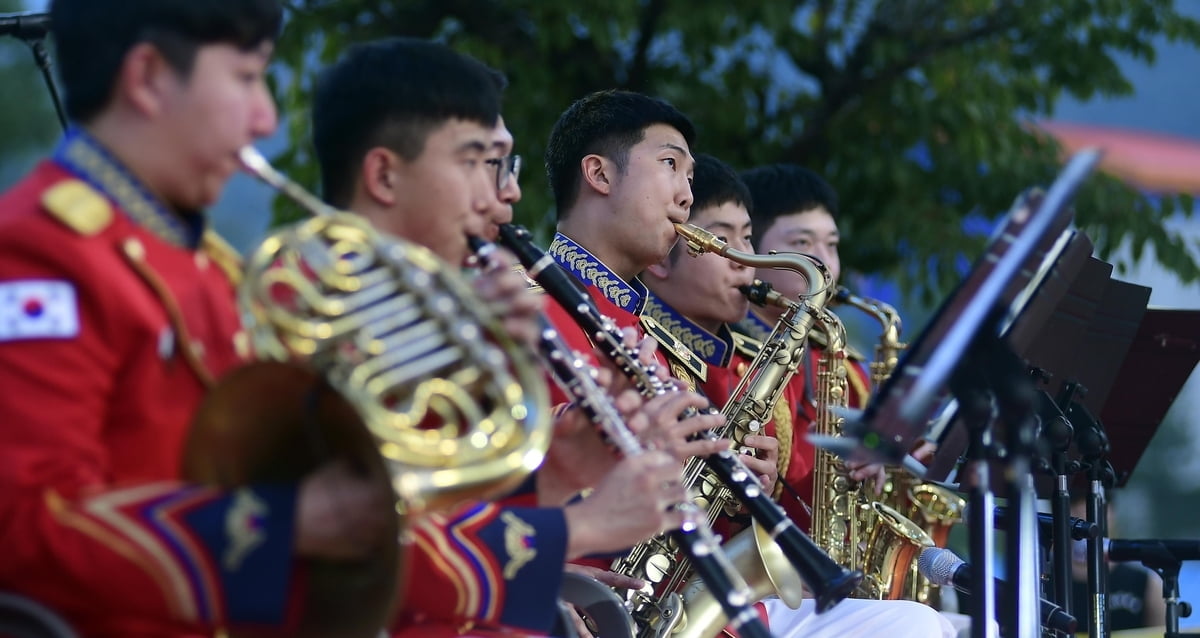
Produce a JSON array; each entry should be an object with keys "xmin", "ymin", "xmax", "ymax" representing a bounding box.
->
[
  {"xmin": 309, "ymin": 39, "xmax": 701, "ymax": 636},
  {"xmin": 0, "ymin": 1, "xmax": 394, "ymax": 636},
  {"xmin": 736, "ymin": 163, "xmax": 882, "ymax": 497},
  {"xmin": 640, "ymin": 153, "xmax": 956, "ymax": 637}
]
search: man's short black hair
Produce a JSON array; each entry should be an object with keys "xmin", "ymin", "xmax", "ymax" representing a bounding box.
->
[
  {"xmin": 739, "ymin": 164, "xmax": 839, "ymax": 248},
  {"xmin": 50, "ymin": 0, "xmax": 282, "ymax": 124},
  {"xmin": 690, "ymin": 153, "xmax": 752, "ymax": 217},
  {"xmin": 312, "ymin": 37, "xmax": 505, "ymax": 208},
  {"xmin": 667, "ymin": 153, "xmax": 752, "ymax": 264},
  {"xmin": 545, "ymin": 89, "xmax": 696, "ymax": 220}
]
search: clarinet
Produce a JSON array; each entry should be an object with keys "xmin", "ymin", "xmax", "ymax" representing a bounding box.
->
[
  {"xmin": 469, "ymin": 236, "xmax": 770, "ymax": 638},
  {"xmin": 497, "ymin": 224, "xmax": 862, "ymax": 612}
]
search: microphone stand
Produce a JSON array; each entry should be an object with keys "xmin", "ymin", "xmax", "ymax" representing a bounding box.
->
[
  {"xmin": 1158, "ymin": 559, "xmax": 1191, "ymax": 638},
  {"xmin": 23, "ymin": 37, "xmax": 67, "ymax": 131},
  {"xmin": 2, "ymin": 13, "xmax": 68, "ymax": 131},
  {"xmin": 949, "ymin": 356, "xmax": 999, "ymax": 638},
  {"xmin": 1069, "ymin": 400, "xmax": 1112, "ymax": 638}
]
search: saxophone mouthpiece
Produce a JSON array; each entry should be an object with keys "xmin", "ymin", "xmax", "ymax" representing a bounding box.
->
[
  {"xmin": 674, "ymin": 222, "xmax": 725, "ymax": 257},
  {"xmin": 739, "ymin": 280, "xmax": 795, "ymax": 310}
]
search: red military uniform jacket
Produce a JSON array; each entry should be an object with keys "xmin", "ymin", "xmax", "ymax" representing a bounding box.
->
[
  {"xmin": 540, "ymin": 232, "xmax": 652, "ymax": 369},
  {"xmin": 0, "ymin": 131, "xmax": 302, "ymax": 637},
  {"xmin": 640, "ymin": 294, "xmax": 809, "ymax": 523},
  {"xmin": 538, "ymin": 233, "xmax": 696, "ymax": 569}
]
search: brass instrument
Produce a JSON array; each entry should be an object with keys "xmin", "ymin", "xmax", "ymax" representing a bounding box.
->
[
  {"xmin": 811, "ymin": 307, "xmax": 933, "ymax": 599},
  {"xmin": 632, "ymin": 223, "xmax": 859, "ymax": 638},
  {"xmin": 831, "ymin": 285, "xmax": 964, "ymax": 604},
  {"xmin": 185, "ymin": 148, "xmax": 552, "ymax": 636}
]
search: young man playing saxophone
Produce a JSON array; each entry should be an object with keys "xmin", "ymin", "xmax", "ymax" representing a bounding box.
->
[
  {"xmin": 639, "ymin": 153, "xmax": 956, "ymax": 638},
  {"xmin": 310, "ymin": 38, "xmax": 718, "ymax": 636}
]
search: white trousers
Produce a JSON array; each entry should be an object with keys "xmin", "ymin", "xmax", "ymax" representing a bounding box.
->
[{"xmin": 762, "ymin": 597, "xmax": 959, "ymax": 638}]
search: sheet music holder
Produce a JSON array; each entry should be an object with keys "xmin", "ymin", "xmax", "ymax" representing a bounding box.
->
[
  {"xmin": 1098, "ymin": 308, "xmax": 1200, "ymax": 486},
  {"xmin": 924, "ymin": 232, "xmax": 1110, "ymax": 483},
  {"xmin": 843, "ymin": 149, "xmax": 1102, "ymax": 466},
  {"xmin": 929, "ymin": 253, "xmax": 1152, "ymax": 494}
]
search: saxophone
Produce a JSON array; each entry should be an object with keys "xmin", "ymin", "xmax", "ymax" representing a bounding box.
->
[
  {"xmin": 809, "ymin": 306, "xmax": 933, "ymax": 600},
  {"xmin": 497, "ymin": 223, "xmax": 857, "ymax": 638},
  {"xmin": 831, "ymin": 286, "xmax": 965, "ymax": 604},
  {"xmin": 616, "ymin": 224, "xmax": 861, "ymax": 638},
  {"xmin": 568, "ymin": 223, "xmax": 862, "ymax": 638}
]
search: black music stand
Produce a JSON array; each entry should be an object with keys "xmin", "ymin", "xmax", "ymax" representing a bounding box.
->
[
  {"xmin": 1099, "ymin": 308, "xmax": 1200, "ymax": 484},
  {"xmin": 1099, "ymin": 311, "xmax": 1200, "ymax": 638},
  {"xmin": 828, "ymin": 149, "xmax": 1102, "ymax": 638}
]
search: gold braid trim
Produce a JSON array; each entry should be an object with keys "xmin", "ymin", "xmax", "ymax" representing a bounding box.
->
[
  {"xmin": 121, "ymin": 238, "xmax": 215, "ymax": 388},
  {"xmin": 844, "ymin": 360, "xmax": 870, "ymax": 407},
  {"xmin": 771, "ymin": 397, "xmax": 793, "ymax": 501}
]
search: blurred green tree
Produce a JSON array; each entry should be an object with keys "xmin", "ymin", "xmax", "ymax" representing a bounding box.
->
[
  {"xmin": 270, "ymin": 0, "xmax": 1200, "ymax": 300},
  {"xmin": 0, "ymin": 0, "xmax": 60, "ymax": 184}
]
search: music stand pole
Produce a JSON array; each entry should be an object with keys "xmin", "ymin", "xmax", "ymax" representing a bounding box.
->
[
  {"xmin": 980, "ymin": 325, "xmax": 1043, "ymax": 638},
  {"xmin": 1072, "ymin": 401, "xmax": 1112, "ymax": 638},
  {"xmin": 1045, "ymin": 382, "xmax": 1085, "ymax": 618},
  {"xmin": 950, "ymin": 363, "xmax": 998, "ymax": 638}
]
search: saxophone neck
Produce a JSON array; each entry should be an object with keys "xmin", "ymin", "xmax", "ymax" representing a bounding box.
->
[
  {"xmin": 675, "ymin": 223, "xmax": 833, "ymax": 308},
  {"xmin": 832, "ymin": 285, "xmax": 903, "ymax": 338}
]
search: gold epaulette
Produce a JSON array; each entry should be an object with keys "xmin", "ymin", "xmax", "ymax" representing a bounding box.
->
[
  {"xmin": 640, "ymin": 314, "xmax": 707, "ymax": 383},
  {"xmin": 731, "ymin": 332, "xmax": 763, "ymax": 360},
  {"xmin": 201, "ymin": 230, "xmax": 244, "ymax": 286},
  {"xmin": 42, "ymin": 179, "xmax": 113, "ymax": 236},
  {"xmin": 809, "ymin": 327, "xmax": 867, "ymax": 361}
]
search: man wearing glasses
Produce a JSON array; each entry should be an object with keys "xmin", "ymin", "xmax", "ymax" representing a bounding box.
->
[{"xmin": 310, "ymin": 37, "xmax": 703, "ymax": 637}]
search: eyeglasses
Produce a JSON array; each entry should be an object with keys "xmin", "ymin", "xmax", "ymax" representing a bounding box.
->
[{"xmin": 484, "ymin": 154, "xmax": 522, "ymax": 191}]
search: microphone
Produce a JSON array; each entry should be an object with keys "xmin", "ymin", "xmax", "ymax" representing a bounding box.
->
[
  {"xmin": 1109, "ymin": 539, "xmax": 1200, "ymax": 566},
  {"xmin": 918, "ymin": 547, "xmax": 1077, "ymax": 634},
  {"xmin": 0, "ymin": 13, "xmax": 49, "ymax": 38},
  {"xmin": 992, "ymin": 506, "xmax": 1098, "ymax": 541}
]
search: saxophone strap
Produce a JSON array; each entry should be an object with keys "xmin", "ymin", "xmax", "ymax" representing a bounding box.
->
[{"xmin": 843, "ymin": 357, "xmax": 870, "ymax": 407}]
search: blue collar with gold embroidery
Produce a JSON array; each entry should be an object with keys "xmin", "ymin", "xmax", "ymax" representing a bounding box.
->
[
  {"xmin": 548, "ymin": 232, "xmax": 648, "ymax": 315},
  {"xmin": 642, "ymin": 292, "xmax": 734, "ymax": 367},
  {"xmin": 53, "ymin": 128, "xmax": 205, "ymax": 249}
]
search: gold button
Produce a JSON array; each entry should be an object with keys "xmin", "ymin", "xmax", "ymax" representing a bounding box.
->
[
  {"xmin": 194, "ymin": 252, "xmax": 209, "ymax": 270},
  {"xmin": 190, "ymin": 340, "xmax": 205, "ymax": 359},
  {"xmin": 122, "ymin": 237, "xmax": 145, "ymax": 261},
  {"xmin": 233, "ymin": 331, "xmax": 251, "ymax": 359}
]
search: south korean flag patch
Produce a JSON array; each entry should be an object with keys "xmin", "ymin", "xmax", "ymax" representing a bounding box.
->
[{"xmin": 0, "ymin": 280, "xmax": 80, "ymax": 341}]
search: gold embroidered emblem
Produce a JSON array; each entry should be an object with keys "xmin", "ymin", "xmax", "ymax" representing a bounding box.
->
[
  {"xmin": 501, "ymin": 511, "xmax": 537, "ymax": 580},
  {"xmin": 42, "ymin": 179, "xmax": 113, "ymax": 235},
  {"xmin": 223, "ymin": 489, "xmax": 267, "ymax": 571}
]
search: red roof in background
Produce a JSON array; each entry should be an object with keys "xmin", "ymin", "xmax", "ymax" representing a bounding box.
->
[{"xmin": 1038, "ymin": 121, "xmax": 1200, "ymax": 194}]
